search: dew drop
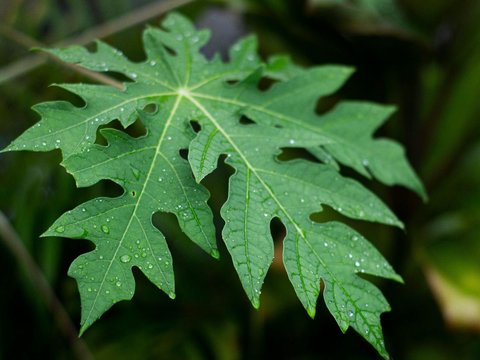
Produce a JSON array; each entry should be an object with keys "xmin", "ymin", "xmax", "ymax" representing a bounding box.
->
[
  {"xmin": 348, "ymin": 310, "xmax": 354, "ymax": 318},
  {"xmin": 101, "ymin": 225, "xmax": 110, "ymax": 234},
  {"xmin": 120, "ymin": 255, "xmax": 132, "ymax": 263},
  {"xmin": 131, "ymin": 167, "xmax": 141, "ymax": 180},
  {"xmin": 116, "ymin": 281, "xmax": 122, "ymax": 287},
  {"xmin": 55, "ymin": 226, "xmax": 65, "ymax": 233},
  {"xmin": 355, "ymin": 261, "xmax": 360, "ymax": 267}
]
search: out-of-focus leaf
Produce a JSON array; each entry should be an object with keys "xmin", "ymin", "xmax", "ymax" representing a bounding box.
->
[
  {"xmin": 422, "ymin": 143, "xmax": 480, "ymax": 330},
  {"xmin": 424, "ymin": 259, "xmax": 480, "ymax": 331},
  {"xmin": 421, "ymin": 3, "xmax": 480, "ymax": 181},
  {"xmin": 307, "ymin": 0, "xmax": 415, "ymax": 36}
]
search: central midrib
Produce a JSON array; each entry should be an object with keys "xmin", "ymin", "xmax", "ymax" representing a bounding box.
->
[
  {"xmin": 82, "ymin": 94, "xmax": 183, "ymax": 329},
  {"xmin": 185, "ymin": 91, "xmax": 362, "ymax": 321}
]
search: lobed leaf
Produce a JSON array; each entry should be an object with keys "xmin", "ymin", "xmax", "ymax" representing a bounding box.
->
[{"xmin": 2, "ymin": 12, "xmax": 424, "ymax": 358}]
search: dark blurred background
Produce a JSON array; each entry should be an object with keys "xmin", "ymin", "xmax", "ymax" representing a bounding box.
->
[{"xmin": 1, "ymin": 0, "xmax": 480, "ymax": 359}]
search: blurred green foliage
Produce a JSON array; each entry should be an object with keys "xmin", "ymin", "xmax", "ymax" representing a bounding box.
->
[{"xmin": 1, "ymin": 0, "xmax": 480, "ymax": 359}]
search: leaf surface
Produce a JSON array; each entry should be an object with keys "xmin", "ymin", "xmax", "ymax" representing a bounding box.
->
[{"xmin": 2, "ymin": 12, "xmax": 424, "ymax": 358}]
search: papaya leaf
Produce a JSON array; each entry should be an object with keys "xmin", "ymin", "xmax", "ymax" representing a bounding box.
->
[{"xmin": 1, "ymin": 12, "xmax": 424, "ymax": 358}]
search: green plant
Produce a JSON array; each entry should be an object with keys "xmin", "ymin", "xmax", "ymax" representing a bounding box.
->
[{"xmin": 1, "ymin": 12, "xmax": 425, "ymax": 359}]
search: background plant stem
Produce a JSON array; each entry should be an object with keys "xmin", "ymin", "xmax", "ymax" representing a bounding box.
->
[{"xmin": 0, "ymin": 0, "xmax": 195, "ymax": 85}]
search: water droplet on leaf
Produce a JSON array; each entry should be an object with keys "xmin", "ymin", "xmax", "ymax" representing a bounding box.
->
[{"xmin": 131, "ymin": 167, "xmax": 141, "ymax": 180}]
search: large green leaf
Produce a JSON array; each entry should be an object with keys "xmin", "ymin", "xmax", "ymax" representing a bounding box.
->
[{"xmin": 2, "ymin": 12, "xmax": 424, "ymax": 358}]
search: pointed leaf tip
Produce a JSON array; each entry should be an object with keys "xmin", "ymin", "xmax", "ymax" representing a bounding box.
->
[
  {"xmin": 211, "ymin": 249, "xmax": 220, "ymax": 259},
  {"xmin": 78, "ymin": 324, "xmax": 88, "ymax": 337},
  {"xmin": 307, "ymin": 307, "xmax": 316, "ymax": 319}
]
